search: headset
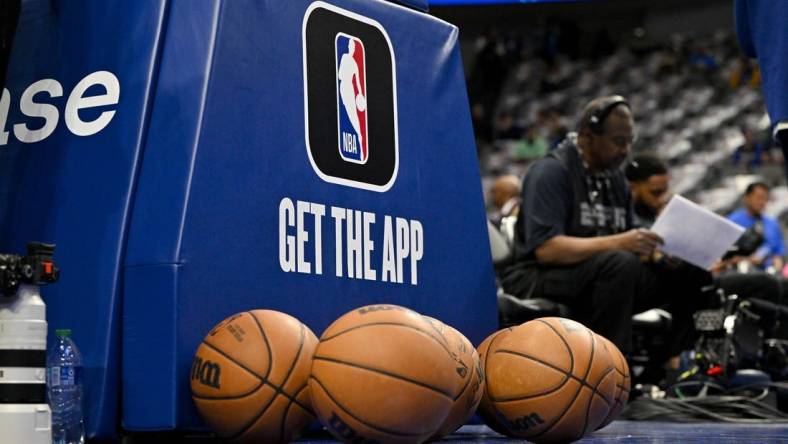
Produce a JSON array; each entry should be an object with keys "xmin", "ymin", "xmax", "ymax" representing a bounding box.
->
[{"xmin": 588, "ymin": 95, "xmax": 630, "ymax": 134}]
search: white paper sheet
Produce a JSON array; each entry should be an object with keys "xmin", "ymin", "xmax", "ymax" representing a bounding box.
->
[{"xmin": 650, "ymin": 195, "xmax": 745, "ymax": 270}]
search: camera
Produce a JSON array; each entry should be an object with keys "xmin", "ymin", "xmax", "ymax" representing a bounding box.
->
[
  {"xmin": 691, "ymin": 290, "xmax": 788, "ymax": 383},
  {"xmin": 0, "ymin": 242, "xmax": 59, "ymax": 444}
]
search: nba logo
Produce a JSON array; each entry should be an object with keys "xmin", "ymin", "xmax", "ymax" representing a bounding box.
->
[
  {"xmin": 336, "ymin": 34, "xmax": 368, "ymax": 164},
  {"xmin": 303, "ymin": 2, "xmax": 398, "ymax": 192}
]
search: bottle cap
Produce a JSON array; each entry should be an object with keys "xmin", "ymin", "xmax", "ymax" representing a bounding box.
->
[{"xmin": 55, "ymin": 329, "xmax": 71, "ymax": 337}]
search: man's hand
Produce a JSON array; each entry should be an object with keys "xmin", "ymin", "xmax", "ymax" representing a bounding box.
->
[{"xmin": 616, "ymin": 228, "xmax": 663, "ymax": 256}]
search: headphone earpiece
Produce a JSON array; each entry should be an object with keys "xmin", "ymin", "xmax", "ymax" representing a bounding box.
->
[{"xmin": 588, "ymin": 95, "xmax": 630, "ymax": 134}]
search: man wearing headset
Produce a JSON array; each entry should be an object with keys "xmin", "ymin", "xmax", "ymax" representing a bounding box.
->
[{"xmin": 501, "ymin": 96, "xmax": 711, "ymax": 366}]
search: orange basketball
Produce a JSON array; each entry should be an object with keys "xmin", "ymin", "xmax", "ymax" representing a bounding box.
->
[
  {"xmin": 424, "ymin": 319, "xmax": 484, "ymax": 439},
  {"xmin": 190, "ymin": 310, "xmax": 318, "ymax": 443},
  {"xmin": 596, "ymin": 334, "xmax": 630, "ymax": 429},
  {"xmin": 483, "ymin": 317, "xmax": 616, "ymax": 443},
  {"xmin": 309, "ymin": 304, "xmax": 463, "ymax": 444},
  {"xmin": 476, "ymin": 328, "xmax": 516, "ymax": 437}
]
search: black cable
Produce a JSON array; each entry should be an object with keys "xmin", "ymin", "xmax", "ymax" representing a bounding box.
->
[{"xmin": 621, "ymin": 381, "xmax": 788, "ymax": 423}]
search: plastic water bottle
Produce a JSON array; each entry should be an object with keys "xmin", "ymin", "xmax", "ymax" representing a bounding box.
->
[{"xmin": 47, "ymin": 329, "xmax": 85, "ymax": 444}]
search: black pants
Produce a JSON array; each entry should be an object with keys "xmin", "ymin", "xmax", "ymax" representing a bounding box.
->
[
  {"xmin": 716, "ymin": 272, "xmax": 783, "ymax": 304},
  {"xmin": 501, "ymin": 250, "xmax": 712, "ymax": 355}
]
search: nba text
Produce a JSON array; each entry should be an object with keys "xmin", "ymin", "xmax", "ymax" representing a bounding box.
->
[{"xmin": 278, "ymin": 197, "xmax": 424, "ymax": 285}]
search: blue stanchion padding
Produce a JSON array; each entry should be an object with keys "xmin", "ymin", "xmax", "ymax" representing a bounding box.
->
[
  {"xmin": 0, "ymin": 0, "xmax": 168, "ymax": 438},
  {"xmin": 735, "ymin": 0, "xmax": 788, "ymax": 127},
  {"xmin": 391, "ymin": 0, "xmax": 430, "ymax": 12},
  {"xmin": 0, "ymin": 0, "xmax": 496, "ymax": 436},
  {"xmin": 123, "ymin": 0, "xmax": 496, "ymax": 432}
]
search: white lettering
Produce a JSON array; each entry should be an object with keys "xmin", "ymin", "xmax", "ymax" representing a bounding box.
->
[
  {"xmin": 381, "ymin": 215, "xmax": 396, "ymax": 282},
  {"xmin": 346, "ymin": 209, "xmax": 363, "ymax": 279},
  {"xmin": 312, "ymin": 203, "xmax": 325, "ymax": 275},
  {"xmin": 14, "ymin": 79, "xmax": 63, "ymax": 143},
  {"xmin": 278, "ymin": 199, "xmax": 423, "ymax": 286},
  {"xmin": 278, "ymin": 198, "xmax": 296, "ymax": 272},
  {"xmin": 331, "ymin": 206, "xmax": 346, "ymax": 277},
  {"xmin": 342, "ymin": 132, "xmax": 358, "ymax": 154},
  {"xmin": 65, "ymin": 71, "xmax": 120, "ymax": 136},
  {"xmin": 0, "ymin": 71, "xmax": 119, "ymax": 146},
  {"xmin": 410, "ymin": 220, "xmax": 423, "ymax": 285},
  {"xmin": 395, "ymin": 217, "xmax": 410, "ymax": 284},
  {"xmin": 296, "ymin": 200, "xmax": 311, "ymax": 274},
  {"xmin": 0, "ymin": 88, "xmax": 9, "ymax": 145},
  {"xmin": 363, "ymin": 212, "xmax": 376, "ymax": 281}
]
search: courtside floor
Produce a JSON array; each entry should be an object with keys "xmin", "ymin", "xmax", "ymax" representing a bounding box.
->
[{"xmin": 297, "ymin": 422, "xmax": 788, "ymax": 443}]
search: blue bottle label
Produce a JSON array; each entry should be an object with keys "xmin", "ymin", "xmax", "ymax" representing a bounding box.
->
[{"xmin": 49, "ymin": 366, "xmax": 81, "ymax": 387}]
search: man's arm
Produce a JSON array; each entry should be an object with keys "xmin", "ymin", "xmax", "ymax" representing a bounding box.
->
[
  {"xmin": 520, "ymin": 158, "xmax": 661, "ymax": 265},
  {"xmin": 536, "ymin": 229, "xmax": 662, "ymax": 265}
]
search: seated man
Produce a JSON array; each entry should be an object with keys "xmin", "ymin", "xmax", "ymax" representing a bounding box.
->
[
  {"xmin": 488, "ymin": 174, "xmax": 521, "ymax": 227},
  {"xmin": 501, "ymin": 96, "xmax": 710, "ymax": 360},
  {"xmin": 727, "ymin": 182, "xmax": 785, "ymax": 272},
  {"xmin": 626, "ymin": 153, "xmax": 783, "ymax": 306}
]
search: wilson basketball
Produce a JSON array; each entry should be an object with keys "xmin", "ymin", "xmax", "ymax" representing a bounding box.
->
[
  {"xmin": 596, "ymin": 334, "xmax": 631, "ymax": 429},
  {"xmin": 309, "ymin": 304, "xmax": 463, "ymax": 443},
  {"xmin": 483, "ymin": 317, "xmax": 616, "ymax": 443},
  {"xmin": 425, "ymin": 320, "xmax": 484, "ymax": 439},
  {"xmin": 190, "ymin": 310, "xmax": 318, "ymax": 443},
  {"xmin": 476, "ymin": 328, "xmax": 515, "ymax": 437}
]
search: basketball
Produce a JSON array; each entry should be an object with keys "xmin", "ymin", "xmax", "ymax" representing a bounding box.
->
[
  {"xmin": 483, "ymin": 317, "xmax": 616, "ymax": 443},
  {"xmin": 190, "ymin": 310, "xmax": 318, "ymax": 443},
  {"xmin": 356, "ymin": 94, "xmax": 366, "ymax": 111},
  {"xmin": 476, "ymin": 328, "xmax": 516, "ymax": 437},
  {"xmin": 309, "ymin": 304, "xmax": 463, "ymax": 443},
  {"xmin": 424, "ymin": 319, "xmax": 484, "ymax": 439},
  {"xmin": 596, "ymin": 334, "xmax": 631, "ymax": 429}
]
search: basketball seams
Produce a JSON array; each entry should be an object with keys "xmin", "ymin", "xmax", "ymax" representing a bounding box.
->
[
  {"xmin": 279, "ymin": 322, "xmax": 307, "ymax": 390},
  {"xmin": 201, "ymin": 340, "xmax": 265, "ymax": 382},
  {"xmin": 321, "ymin": 322, "xmax": 458, "ymax": 361},
  {"xmin": 511, "ymin": 323, "xmax": 589, "ymax": 441},
  {"xmin": 229, "ymin": 319, "xmax": 310, "ymax": 442},
  {"xmin": 453, "ymin": 373, "xmax": 472, "ymax": 402},
  {"xmin": 200, "ymin": 336, "xmax": 312, "ymax": 426},
  {"xmin": 191, "ymin": 378, "xmax": 264, "ymax": 400},
  {"xmin": 482, "ymin": 330, "xmax": 508, "ymax": 398},
  {"xmin": 534, "ymin": 319, "xmax": 575, "ymax": 374},
  {"xmin": 492, "ymin": 350, "xmax": 599, "ymax": 398},
  {"xmin": 481, "ymin": 329, "xmax": 514, "ymax": 435},
  {"xmin": 579, "ymin": 328, "xmax": 595, "ymax": 384},
  {"xmin": 312, "ymin": 355, "xmax": 455, "ymax": 400},
  {"xmin": 274, "ymin": 323, "xmax": 309, "ymax": 443},
  {"xmin": 309, "ymin": 375, "xmax": 424, "ymax": 438},
  {"xmin": 581, "ymin": 366, "xmax": 616, "ymax": 436},
  {"xmin": 279, "ymin": 384, "xmax": 313, "ymax": 443},
  {"xmin": 201, "ymin": 311, "xmax": 273, "ymax": 381},
  {"xmin": 490, "ymin": 380, "xmax": 569, "ymax": 403},
  {"xmin": 249, "ymin": 311, "xmax": 274, "ymax": 382},
  {"xmin": 589, "ymin": 366, "xmax": 614, "ymax": 406},
  {"xmin": 422, "ymin": 317, "xmax": 451, "ymax": 349},
  {"xmin": 231, "ymin": 390, "xmax": 280, "ymax": 441},
  {"xmin": 453, "ymin": 363, "xmax": 473, "ymax": 402}
]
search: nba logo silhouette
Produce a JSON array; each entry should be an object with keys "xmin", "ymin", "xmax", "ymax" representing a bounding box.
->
[
  {"xmin": 303, "ymin": 2, "xmax": 398, "ymax": 192},
  {"xmin": 336, "ymin": 34, "xmax": 368, "ymax": 164}
]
